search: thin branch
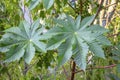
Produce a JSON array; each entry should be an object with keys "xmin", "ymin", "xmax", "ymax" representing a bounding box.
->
[
  {"xmin": 67, "ymin": 2, "xmax": 78, "ymax": 14},
  {"xmin": 70, "ymin": 60, "xmax": 72, "ymax": 71},
  {"xmin": 6, "ymin": 71, "xmax": 12, "ymax": 80},
  {"xmin": 67, "ymin": 2, "xmax": 76, "ymax": 11},
  {"xmin": 87, "ymin": 56, "xmax": 93, "ymax": 64},
  {"xmin": 1, "ymin": 63, "xmax": 12, "ymax": 80},
  {"xmin": 23, "ymin": 62, "xmax": 28, "ymax": 75},
  {"xmin": 91, "ymin": 0, "xmax": 104, "ymax": 24},
  {"xmin": 62, "ymin": 66, "xmax": 70, "ymax": 80},
  {"xmin": 107, "ymin": 32, "xmax": 120, "ymax": 37},
  {"xmin": 79, "ymin": 0, "xmax": 82, "ymax": 15},
  {"xmin": 105, "ymin": 0, "xmax": 119, "ymax": 27},
  {"xmin": 39, "ymin": 74, "xmax": 43, "ymax": 80},
  {"xmin": 23, "ymin": 60, "xmax": 39, "ymax": 75},
  {"xmin": 105, "ymin": 2, "xmax": 118, "ymax": 8},
  {"xmin": 75, "ymin": 64, "xmax": 116, "ymax": 74}
]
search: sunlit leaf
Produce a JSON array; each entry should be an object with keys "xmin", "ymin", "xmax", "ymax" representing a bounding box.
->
[
  {"xmin": 0, "ymin": 20, "xmax": 46, "ymax": 64},
  {"xmin": 44, "ymin": 14, "xmax": 109, "ymax": 70}
]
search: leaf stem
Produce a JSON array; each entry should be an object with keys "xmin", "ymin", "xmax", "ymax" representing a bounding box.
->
[
  {"xmin": 23, "ymin": 62, "xmax": 28, "ymax": 75},
  {"xmin": 71, "ymin": 61, "xmax": 76, "ymax": 80}
]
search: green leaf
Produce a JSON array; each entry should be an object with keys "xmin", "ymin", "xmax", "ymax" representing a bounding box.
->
[
  {"xmin": 24, "ymin": 43, "xmax": 35, "ymax": 64},
  {"xmin": 31, "ymin": 19, "xmax": 41, "ymax": 35},
  {"xmin": 44, "ymin": 15, "xmax": 109, "ymax": 70},
  {"xmin": 53, "ymin": 18, "xmax": 75, "ymax": 32},
  {"xmin": 0, "ymin": 37, "xmax": 25, "ymax": 51},
  {"xmin": 89, "ymin": 43, "xmax": 105, "ymax": 58},
  {"xmin": 0, "ymin": 20, "xmax": 46, "ymax": 64},
  {"xmin": 58, "ymin": 39, "xmax": 73, "ymax": 66},
  {"xmin": 46, "ymin": 26, "xmax": 65, "ymax": 36},
  {"xmin": 75, "ymin": 15, "xmax": 81, "ymax": 29},
  {"xmin": 5, "ymin": 27, "xmax": 26, "ymax": 38},
  {"xmin": 86, "ymin": 25, "xmax": 109, "ymax": 34},
  {"xmin": 78, "ymin": 31, "xmax": 98, "ymax": 42},
  {"xmin": 53, "ymin": 18, "xmax": 68, "ymax": 27},
  {"xmin": 66, "ymin": 15, "xmax": 75, "ymax": 28},
  {"xmin": 4, "ymin": 45, "xmax": 25, "ymax": 62},
  {"xmin": 112, "ymin": 47, "xmax": 120, "ymax": 56},
  {"xmin": 43, "ymin": 0, "xmax": 54, "ymax": 9},
  {"xmin": 108, "ymin": 73, "xmax": 120, "ymax": 80},
  {"xmin": 117, "ymin": 64, "xmax": 120, "ymax": 73},
  {"xmin": 112, "ymin": 56, "xmax": 120, "ymax": 60},
  {"xmin": 112, "ymin": 44, "xmax": 120, "ymax": 61},
  {"xmin": 32, "ymin": 27, "xmax": 45, "ymax": 40},
  {"xmin": 44, "ymin": 26, "xmax": 72, "ymax": 40},
  {"xmin": 74, "ymin": 37, "xmax": 89, "ymax": 70},
  {"xmin": 96, "ymin": 35, "xmax": 111, "ymax": 45},
  {"xmin": 46, "ymin": 34, "xmax": 69, "ymax": 50},
  {"xmin": 19, "ymin": 21, "xmax": 30, "ymax": 38},
  {"xmin": 33, "ymin": 40, "xmax": 46, "ymax": 52},
  {"xmin": 29, "ymin": 0, "xmax": 41, "ymax": 10},
  {"xmin": 80, "ymin": 15, "xmax": 95, "ymax": 30}
]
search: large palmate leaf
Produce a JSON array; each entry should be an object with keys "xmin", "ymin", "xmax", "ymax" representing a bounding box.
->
[
  {"xmin": 44, "ymin": 15, "xmax": 111, "ymax": 70},
  {"xmin": 0, "ymin": 19, "xmax": 46, "ymax": 64}
]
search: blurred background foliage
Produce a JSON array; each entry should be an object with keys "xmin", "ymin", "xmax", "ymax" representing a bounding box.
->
[{"xmin": 0, "ymin": 0, "xmax": 120, "ymax": 80}]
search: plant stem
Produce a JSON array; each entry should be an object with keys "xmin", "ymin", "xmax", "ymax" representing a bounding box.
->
[
  {"xmin": 62, "ymin": 66, "xmax": 70, "ymax": 80},
  {"xmin": 6, "ymin": 71, "xmax": 12, "ymax": 80},
  {"xmin": 75, "ymin": 64, "xmax": 116, "ymax": 73},
  {"xmin": 67, "ymin": 2, "xmax": 75, "ymax": 11},
  {"xmin": 91, "ymin": 0, "xmax": 104, "ymax": 24},
  {"xmin": 23, "ymin": 62, "xmax": 28, "ymax": 75},
  {"xmin": 71, "ymin": 61, "xmax": 76, "ymax": 80},
  {"xmin": 107, "ymin": 32, "xmax": 120, "ymax": 37},
  {"xmin": 79, "ymin": 0, "xmax": 82, "ymax": 15}
]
